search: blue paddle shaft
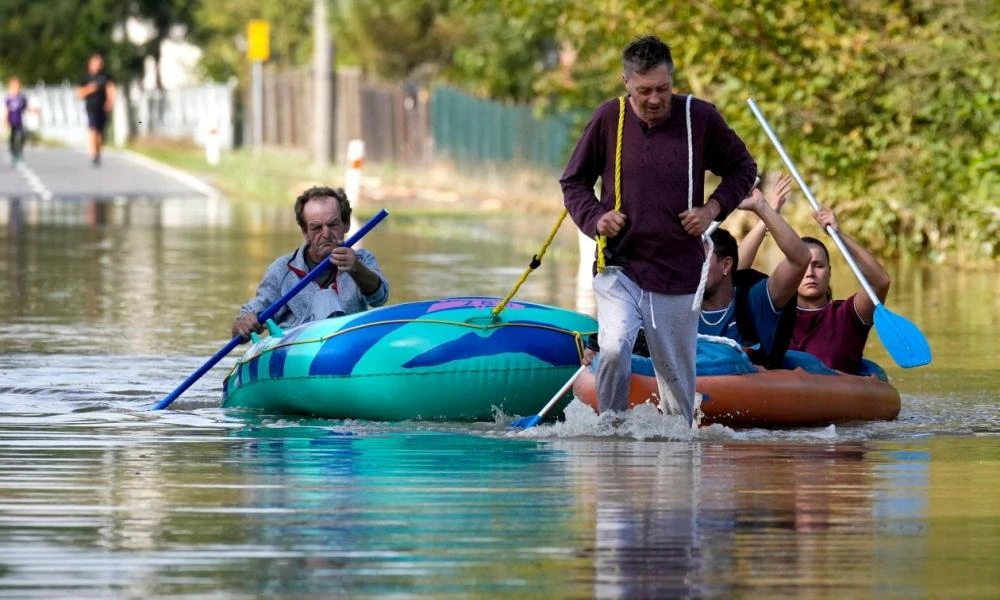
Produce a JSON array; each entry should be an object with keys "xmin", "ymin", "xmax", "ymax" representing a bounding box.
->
[{"xmin": 153, "ymin": 209, "xmax": 390, "ymax": 410}]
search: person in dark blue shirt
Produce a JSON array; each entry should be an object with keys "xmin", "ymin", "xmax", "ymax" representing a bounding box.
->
[{"xmin": 698, "ymin": 180, "xmax": 809, "ymax": 368}]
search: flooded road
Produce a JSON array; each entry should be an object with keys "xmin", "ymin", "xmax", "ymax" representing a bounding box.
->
[{"xmin": 0, "ymin": 194, "xmax": 997, "ymax": 597}]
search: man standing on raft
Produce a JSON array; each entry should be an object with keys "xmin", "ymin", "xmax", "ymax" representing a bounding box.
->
[{"xmin": 560, "ymin": 35, "xmax": 757, "ymax": 426}]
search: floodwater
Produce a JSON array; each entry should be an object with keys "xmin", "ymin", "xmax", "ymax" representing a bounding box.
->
[{"xmin": 0, "ymin": 196, "xmax": 997, "ymax": 598}]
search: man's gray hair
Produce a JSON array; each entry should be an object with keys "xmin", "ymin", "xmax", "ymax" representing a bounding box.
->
[{"xmin": 623, "ymin": 35, "xmax": 674, "ymax": 77}]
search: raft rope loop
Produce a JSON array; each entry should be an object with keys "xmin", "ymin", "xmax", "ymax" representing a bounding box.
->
[{"xmin": 573, "ymin": 330, "xmax": 585, "ymax": 363}]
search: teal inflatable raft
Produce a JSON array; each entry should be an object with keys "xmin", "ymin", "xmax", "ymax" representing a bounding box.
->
[{"xmin": 221, "ymin": 297, "xmax": 598, "ymax": 420}]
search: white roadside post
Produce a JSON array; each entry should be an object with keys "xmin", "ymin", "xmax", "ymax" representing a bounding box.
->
[
  {"xmin": 345, "ymin": 139, "xmax": 365, "ymax": 234},
  {"xmin": 205, "ymin": 126, "xmax": 221, "ymax": 166}
]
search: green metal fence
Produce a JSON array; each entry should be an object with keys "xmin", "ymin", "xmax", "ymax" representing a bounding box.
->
[{"xmin": 430, "ymin": 85, "xmax": 575, "ymax": 172}]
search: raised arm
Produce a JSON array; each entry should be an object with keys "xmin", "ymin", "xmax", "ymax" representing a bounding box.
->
[
  {"xmin": 738, "ymin": 173, "xmax": 793, "ymax": 269},
  {"xmin": 814, "ymin": 207, "xmax": 890, "ymax": 324},
  {"xmin": 737, "ymin": 186, "xmax": 810, "ymax": 309}
]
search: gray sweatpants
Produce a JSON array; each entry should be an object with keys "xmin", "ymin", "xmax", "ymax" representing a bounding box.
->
[{"xmin": 593, "ymin": 267, "xmax": 699, "ymax": 425}]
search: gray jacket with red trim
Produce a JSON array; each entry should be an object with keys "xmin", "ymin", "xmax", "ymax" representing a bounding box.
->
[{"xmin": 239, "ymin": 244, "xmax": 389, "ymax": 328}]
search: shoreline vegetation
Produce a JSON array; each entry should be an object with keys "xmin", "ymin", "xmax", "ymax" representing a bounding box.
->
[{"xmin": 128, "ymin": 138, "xmax": 995, "ymax": 268}]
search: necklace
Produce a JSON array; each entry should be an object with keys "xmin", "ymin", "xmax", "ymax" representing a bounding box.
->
[{"xmin": 700, "ymin": 304, "xmax": 731, "ymax": 327}]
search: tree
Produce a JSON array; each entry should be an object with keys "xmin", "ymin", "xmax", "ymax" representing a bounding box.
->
[
  {"xmin": 0, "ymin": 0, "xmax": 198, "ymax": 87},
  {"xmin": 0, "ymin": 0, "xmax": 126, "ymax": 83},
  {"xmin": 189, "ymin": 0, "xmax": 313, "ymax": 82},
  {"xmin": 331, "ymin": 0, "xmax": 465, "ymax": 81},
  {"xmin": 445, "ymin": 0, "xmax": 561, "ymax": 101},
  {"xmin": 134, "ymin": 0, "xmax": 199, "ymax": 89}
]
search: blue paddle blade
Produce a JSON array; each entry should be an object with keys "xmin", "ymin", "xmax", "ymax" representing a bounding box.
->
[
  {"xmin": 873, "ymin": 304, "xmax": 932, "ymax": 368},
  {"xmin": 511, "ymin": 415, "xmax": 542, "ymax": 429}
]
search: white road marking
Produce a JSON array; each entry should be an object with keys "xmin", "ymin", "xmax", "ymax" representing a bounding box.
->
[
  {"xmin": 15, "ymin": 161, "xmax": 53, "ymax": 200},
  {"xmin": 116, "ymin": 150, "xmax": 220, "ymax": 200}
]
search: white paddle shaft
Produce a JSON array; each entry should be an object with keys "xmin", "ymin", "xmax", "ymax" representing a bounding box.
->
[
  {"xmin": 534, "ymin": 365, "xmax": 587, "ymax": 419},
  {"xmin": 746, "ymin": 97, "xmax": 882, "ymax": 307}
]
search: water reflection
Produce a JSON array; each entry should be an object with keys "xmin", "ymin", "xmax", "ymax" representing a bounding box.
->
[
  {"xmin": 0, "ymin": 195, "xmax": 235, "ymax": 229},
  {"xmin": 1, "ymin": 410, "xmax": 999, "ymax": 596},
  {"xmin": 217, "ymin": 425, "xmax": 586, "ymax": 596},
  {"xmin": 553, "ymin": 440, "xmax": 941, "ymax": 598}
]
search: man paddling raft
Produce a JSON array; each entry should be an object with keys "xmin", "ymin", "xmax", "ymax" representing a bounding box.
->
[{"xmin": 231, "ymin": 186, "xmax": 389, "ymax": 340}]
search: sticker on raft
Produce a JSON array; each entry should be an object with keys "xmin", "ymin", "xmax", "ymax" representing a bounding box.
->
[
  {"xmin": 401, "ymin": 326, "xmax": 580, "ymax": 368},
  {"xmin": 426, "ymin": 298, "xmax": 526, "ymax": 313}
]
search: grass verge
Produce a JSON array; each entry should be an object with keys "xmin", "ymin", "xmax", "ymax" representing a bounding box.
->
[{"xmin": 127, "ymin": 137, "xmax": 566, "ymax": 216}]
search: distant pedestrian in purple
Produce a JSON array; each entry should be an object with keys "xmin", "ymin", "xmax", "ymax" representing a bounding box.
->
[{"xmin": 3, "ymin": 77, "xmax": 33, "ymax": 164}]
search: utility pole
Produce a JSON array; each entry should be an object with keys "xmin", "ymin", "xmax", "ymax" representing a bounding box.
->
[
  {"xmin": 247, "ymin": 20, "xmax": 270, "ymax": 154},
  {"xmin": 313, "ymin": 0, "xmax": 332, "ymax": 167}
]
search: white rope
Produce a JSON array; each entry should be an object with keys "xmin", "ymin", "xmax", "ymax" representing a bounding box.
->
[
  {"xmin": 686, "ymin": 95, "xmax": 694, "ymax": 214},
  {"xmin": 687, "ymin": 95, "xmax": 713, "ymax": 312},
  {"xmin": 696, "ymin": 332, "xmax": 744, "ymax": 351}
]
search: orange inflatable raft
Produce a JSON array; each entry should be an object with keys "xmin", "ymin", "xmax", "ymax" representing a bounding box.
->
[{"xmin": 573, "ymin": 342, "xmax": 901, "ymax": 429}]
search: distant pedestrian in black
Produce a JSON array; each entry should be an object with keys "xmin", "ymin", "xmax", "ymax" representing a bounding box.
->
[{"xmin": 75, "ymin": 53, "xmax": 116, "ymax": 167}]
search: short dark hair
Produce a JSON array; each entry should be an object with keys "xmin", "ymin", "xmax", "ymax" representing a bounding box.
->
[
  {"xmin": 294, "ymin": 186, "xmax": 351, "ymax": 230},
  {"xmin": 710, "ymin": 227, "xmax": 739, "ymax": 273},
  {"xmin": 623, "ymin": 36, "xmax": 674, "ymax": 77}
]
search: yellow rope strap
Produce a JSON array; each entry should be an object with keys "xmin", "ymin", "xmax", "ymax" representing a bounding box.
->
[
  {"xmin": 491, "ymin": 208, "xmax": 569, "ymax": 318},
  {"xmin": 596, "ymin": 96, "xmax": 626, "ymax": 273},
  {"xmin": 573, "ymin": 331, "xmax": 585, "ymax": 363}
]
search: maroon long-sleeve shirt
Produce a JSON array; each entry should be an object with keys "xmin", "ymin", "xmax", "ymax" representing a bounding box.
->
[{"xmin": 561, "ymin": 95, "xmax": 757, "ymax": 294}]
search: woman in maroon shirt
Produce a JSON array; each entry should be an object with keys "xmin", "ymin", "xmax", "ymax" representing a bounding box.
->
[{"xmin": 790, "ymin": 207, "xmax": 892, "ymax": 374}]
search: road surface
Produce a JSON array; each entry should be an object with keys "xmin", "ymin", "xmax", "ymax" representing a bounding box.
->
[{"xmin": 0, "ymin": 147, "xmax": 213, "ymax": 201}]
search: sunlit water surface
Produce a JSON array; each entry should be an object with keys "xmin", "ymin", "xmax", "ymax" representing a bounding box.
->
[{"xmin": 0, "ymin": 196, "xmax": 997, "ymax": 597}]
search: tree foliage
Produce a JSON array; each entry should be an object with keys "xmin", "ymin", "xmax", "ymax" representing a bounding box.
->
[
  {"xmin": 331, "ymin": 0, "xmax": 465, "ymax": 81},
  {"xmin": 0, "ymin": 0, "xmax": 196, "ymax": 86},
  {"xmin": 443, "ymin": 0, "xmax": 561, "ymax": 101},
  {"xmin": 190, "ymin": 0, "xmax": 313, "ymax": 82}
]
